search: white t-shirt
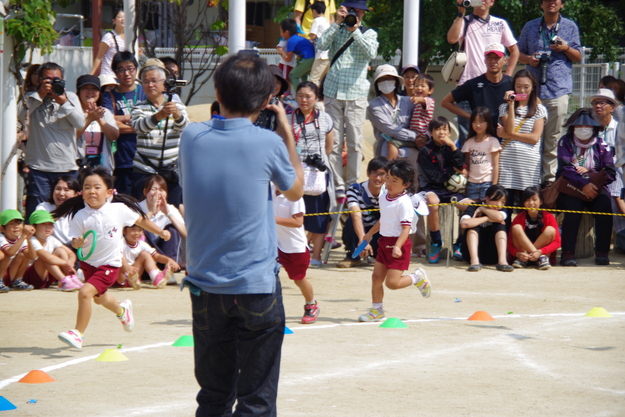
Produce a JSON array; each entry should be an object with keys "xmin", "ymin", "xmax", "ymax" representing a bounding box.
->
[
  {"xmin": 69, "ymin": 202, "xmax": 140, "ymax": 268},
  {"xmin": 0, "ymin": 234, "xmax": 28, "ymax": 261},
  {"xmin": 123, "ymin": 240, "xmax": 156, "ymax": 265},
  {"xmin": 29, "ymin": 235, "xmax": 64, "ymax": 257},
  {"xmin": 272, "ymin": 184, "xmax": 308, "ymax": 253},
  {"xmin": 310, "ymin": 16, "xmax": 330, "ymax": 60},
  {"xmin": 138, "ymin": 200, "xmax": 184, "ymax": 230},
  {"xmin": 76, "ymin": 109, "xmax": 118, "ymax": 171},
  {"xmin": 36, "ymin": 201, "xmax": 72, "ymax": 245},
  {"xmin": 100, "ymin": 31, "xmax": 125, "ymax": 76},
  {"xmin": 278, "ymin": 39, "xmax": 297, "ymax": 67},
  {"xmin": 379, "ymin": 190, "xmax": 414, "ymax": 237},
  {"xmin": 461, "ymin": 136, "xmax": 501, "ymax": 184}
]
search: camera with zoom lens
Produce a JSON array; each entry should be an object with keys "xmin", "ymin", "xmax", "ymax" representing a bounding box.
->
[
  {"xmin": 462, "ymin": 0, "xmax": 483, "ymax": 7},
  {"xmin": 304, "ymin": 154, "xmax": 327, "ymax": 172},
  {"xmin": 164, "ymin": 78, "xmax": 187, "ymax": 94},
  {"xmin": 51, "ymin": 77, "xmax": 65, "ymax": 95},
  {"xmin": 535, "ymin": 52, "xmax": 551, "ymax": 86},
  {"xmin": 344, "ymin": 8, "xmax": 358, "ymax": 27}
]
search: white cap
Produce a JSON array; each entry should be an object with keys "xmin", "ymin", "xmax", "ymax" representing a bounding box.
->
[
  {"xmin": 589, "ymin": 88, "xmax": 618, "ymax": 106},
  {"xmin": 99, "ymin": 74, "xmax": 119, "ymax": 87},
  {"xmin": 373, "ymin": 64, "xmax": 403, "ymax": 86}
]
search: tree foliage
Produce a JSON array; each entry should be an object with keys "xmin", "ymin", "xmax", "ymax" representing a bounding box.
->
[{"xmin": 365, "ymin": 0, "xmax": 624, "ymax": 67}]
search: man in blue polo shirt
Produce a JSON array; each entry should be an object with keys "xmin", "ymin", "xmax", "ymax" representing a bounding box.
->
[
  {"xmin": 179, "ymin": 53, "xmax": 303, "ymax": 416},
  {"xmin": 517, "ymin": 0, "xmax": 582, "ymax": 184}
]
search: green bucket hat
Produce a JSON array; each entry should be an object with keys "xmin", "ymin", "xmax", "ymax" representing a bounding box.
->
[
  {"xmin": 29, "ymin": 210, "xmax": 56, "ymax": 225},
  {"xmin": 0, "ymin": 209, "xmax": 24, "ymax": 226}
]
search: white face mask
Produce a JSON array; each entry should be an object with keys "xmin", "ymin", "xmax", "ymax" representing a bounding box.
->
[
  {"xmin": 574, "ymin": 127, "xmax": 594, "ymax": 140},
  {"xmin": 378, "ymin": 80, "xmax": 396, "ymax": 95}
]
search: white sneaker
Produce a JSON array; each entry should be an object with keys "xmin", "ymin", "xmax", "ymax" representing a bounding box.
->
[
  {"xmin": 412, "ymin": 267, "xmax": 431, "ymax": 298},
  {"xmin": 118, "ymin": 299, "xmax": 135, "ymax": 332},
  {"xmin": 58, "ymin": 329, "xmax": 83, "ymax": 349},
  {"xmin": 358, "ymin": 308, "xmax": 385, "ymax": 322}
]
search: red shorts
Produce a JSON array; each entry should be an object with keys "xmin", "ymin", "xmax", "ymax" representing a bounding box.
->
[
  {"xmin": 278, "ymin": 63, "xmax": 293, "ymax": 82},
  {"xmin": 23, "ymin": 265, "xmax": 53, "ymax": 289},
  {"xmin": 278, "ymin": 248, "xmax": 310, "ymax": 281},
  {"xmin": 375, "ymin": 236, "xmax": 412, "ymax": 271},
  {"xmin": 2, "ymin": 271, "xmax": 10, "ymax": 288},
  {"xmin": 80, "ymin": 262, "xmax": 119, "ymax": 296}
]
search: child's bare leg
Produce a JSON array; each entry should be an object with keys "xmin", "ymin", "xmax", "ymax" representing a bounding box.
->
[
  {"xmin": 371, "ymin": 262, "xmax": 387, "ymax": 304},
  {"xmin": 511, "ymin": 224, "xmax": 537, "ymax": 256},
  {"xmin": 93, "ymin": 291, "xmax": 123, "ymax": 316},
  {"xmin": 75, "ymin": 283, "xmax": 99, "ymax": 334},
  {"xmin": 310, "ymin": 232, "xmax": 325, "ymax": 261},
  {"xmin": 466, "ymin": 230, "xmax": 480, "ymax": 265},
  {"xmin": 533, "ymin": 226, "xmax": 556, "ymax": 251},
  {"xmin": 136, "ymin": 251, "xmax": 156, "ymax": 275},
  {"xmin": 385, "ymin": 269, "xmax": 413, "ymax": 290},
  {"xmin": 39, "ymin": 260, "xmax": 66, "ymax": 282},
  {"xmin": 9, "ymin": 253, "xmax": 30, "ymax": 280},
  {"xmin": 293, "ymin": 278, "xmax": 314, "ymax": 302},
  {"xmin": 425, "ymin": 193, "xmax": 440, "ymax": 232},
  {"xmin": 495, "ymin": 230, "xmax": 509, "ymax": 265},
  {"xmin": 387, "ymin": 143, "xmax": 399, "ymax": 161},
  {"xmin": 0, "ymin": 255, "xmax": 11, "ymax": 279}
]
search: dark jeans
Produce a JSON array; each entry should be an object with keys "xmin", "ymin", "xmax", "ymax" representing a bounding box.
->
[
  {"xmin": 144, "ymin": 223, "xmax": 182, "ymax": 264},
  {"xmin": 131, "ymin": 170, "xmax": 183, "ymax": 208},
  {"xmin": 113, "ymin": 167, "xmax": 134, "ymax": 196},
  {"xmin": 191, "ymin": 276, "xmax": 285, "ymax": 417},
  {"xmin": 557, "ymin": 189, "xmax": 613, "ymax": 253},
  {"xmin": 26, "ymin": 169, "xmax": 78, "ymax": 220},
  {"xmin": 342, "ymin": 216, "xmax": 380, "ymax": 258}
]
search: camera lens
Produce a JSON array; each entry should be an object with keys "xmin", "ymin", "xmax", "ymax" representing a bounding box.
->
[{"xmin": 344, "ymin": 9, "xmax": 358, "ymax": 27}]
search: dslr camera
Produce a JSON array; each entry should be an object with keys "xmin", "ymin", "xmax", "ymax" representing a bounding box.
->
[
  {"xmin": 344, "ymin": 8, "xmax": 358, "ymax": 28},
  {"xmin": 534, "ymin": 52, "xmax": 551, "ymax": 86},
  {"xmin": 304, "ymin": 154, "xmax": 327, "ymax": 172},
  {"xmin": 51, "ymin": 77, "xmax": 65, "ymax": 95}
]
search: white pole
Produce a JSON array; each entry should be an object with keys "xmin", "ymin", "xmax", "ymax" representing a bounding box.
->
[
  {"xmin": 228, "ymin": 0, "xmax": 246, "ymax": 55},
  {"xmin": 1, "ymin": 32, "xmax": 18, "ymax": 211},
  {"xmin": 123, "ymin": 0, "xmax": 138, "ymax": 58},
  {"xmin": 402, "ymin": 0, "xmax": 420, "ymax": 66}
]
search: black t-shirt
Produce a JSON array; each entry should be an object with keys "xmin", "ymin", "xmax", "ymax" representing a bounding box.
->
[
  {"xmin": 524, "ymin": 215, "xmax": 543, "ymax": 243},
  {"xmin": 452, "ymin": 74, "xmax": 513, "ymax": 127}
]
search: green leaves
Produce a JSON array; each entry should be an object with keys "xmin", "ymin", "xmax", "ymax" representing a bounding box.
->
[{"xmin": 6, "ymin": 0, "xmax": 60, "ymax": 63}]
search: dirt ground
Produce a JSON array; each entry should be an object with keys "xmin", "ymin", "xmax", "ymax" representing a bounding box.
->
[{"xmin": 1, "ymin": 248, "xmax": 624, "ymax": 417}]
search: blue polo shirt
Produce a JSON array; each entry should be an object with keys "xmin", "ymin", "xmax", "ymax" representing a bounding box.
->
[
  {"xmin": 179, "ymin": 118, "xmax": 296, "ymax": 294},
  {"xmin": 287, "ymin": 34, "xmax": 316, "ymax": 60},
  {"xmin": 517, "ymin": 16, "xmax": 581, "ymax": 100}
]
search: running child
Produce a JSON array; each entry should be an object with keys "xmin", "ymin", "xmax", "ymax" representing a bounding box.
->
[
  {"xmin": 53, "ymin": 166, "xmax": 171, "ymax": 349},
  {"xmin": 358, "ymin": 160, "xmax": 431, "ymax": 322},
  {"xmin": 23, "ymin": 210, "xmax": 83, "ymax": 291},
  {"xmin": 120, "ymin": 224, "xmax": 178, "ymax": 290},
  {"xmin": 461, "ymin": 107, "xmax": 501, "ymax": 201},
  {"xmin": 277, "ymin": 18, "xmax": 316, "ymax": 93},
  {"xmin": 460, "ymin": 184, "xmax": 513, "ymax": 272},
  {"xmin": 272, "ymin": 183, "xmax": 319, "ymax": 324},
  {"xmin": 508, "ymin": 186, "xmax": 561, "ymax": 269},
  {"xmin": 0, "ymin": 209, "xmax": 35, "ymax": 292}
]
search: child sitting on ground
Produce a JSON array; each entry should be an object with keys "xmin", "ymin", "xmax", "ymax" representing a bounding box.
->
[
  {"xmin": 23, "ymin": 210, "xmax": 83, "ymax": 291},
  {"xmin": 417, "ymin": 116, "xmax": 468, "ymax": 264},
  {"xmin": 272, "ymin": 183, "xmax": 319, "ymax": 324},
  {"xmin": 508, "ymin": 186, "xmax": 561, "ymax": 269},
  {"xmin": 121, "ymin": 224, "xmax": 178, "ymax": 290},
  {"xmin": 277, "ymin": 18, "xmax": 316, "ymax": 94},
  {"xmin": 0, "ymin": 209, "xmax": 35, "ymax": 292},
  {"xmin": 387, "ymin": 74, "xmax": 435, "ymax": 161}
]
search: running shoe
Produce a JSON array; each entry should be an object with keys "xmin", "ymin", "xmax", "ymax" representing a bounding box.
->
[
  {"xmin": 309, "ymin": 259, "xmax": 322, "ymax": 268},
  {"xmin": 58, "ymin": 329, "xmax": 83, "ymax": 349},
  {"xmin": 58, "ymin": 275, "xmax": 82, "ymax": 292},
  {"xmin": 594, "ymin": 252, "xmax": 610, "ymax": 266},
  {"xmin": 428, "ymin": 241, "xmax": 442, "ymax": 264},
  {"xmin": 560, "ymin": 251, "xmax": 577, "ymax": 267},
  {"xmin": 69, "ymin": 274, "xmax": 84, "ymax": 289},
  {"xmin": 512, "ymin": 259, "xmax": 527, "ymax": 269},
  {"xmin": 358, "ymin": 308, "xmax": 385, "ymax": 322},
  {"xmin": 118, "ymin": 299, "xmax": 135, "ymax": 332},
  {"xmin": 452, "ymin": 243, "xmax": 463, "ymax": 262},
  {"xmin": 10, "ymin": 278, "xmax": 33, "ymax": 291},
  {"xmin": 537, "ymin": 255, "xmax": 551, "ymax": 270},
  {"xmin": 412, "ymin": 267, "xmax": 431, "ymax": 298},
  {"xmin": 301, "ymin": 303, "xmax": 319, "ymax": 324},
  {"xmin": 152, "ymin": 267, "xmax": 171, "ymax": 289},
  {"xmin": 336, "ymin": 258, "xmax": 361, "ymax": 268},
  {"xmin": 0, "ymin": 282, "xmax": 10, "ymax": 293}
]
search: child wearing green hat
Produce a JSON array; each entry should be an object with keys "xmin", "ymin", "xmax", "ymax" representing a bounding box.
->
[
  {"xmin": 0, "ymin": 209, "xmax": 35, "ymax": 292},
  {"xmin": 23, "ymin": 210, "xmax": 84, "ymax": 291}
]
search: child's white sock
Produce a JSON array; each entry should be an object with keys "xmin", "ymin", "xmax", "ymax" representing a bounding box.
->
[
  {"xmin": 410, "ymin": 272, "xmax": 420, "ymax": 285},
  {"xmin": 372, "ymin": 302, "xmax": 383, "ymax": 311},
  {"xmin": 305, "ymin": 300, "xmax": 316, "ymax": 305},
  {"xmin": 148, "ymin": 270, "xmax": 159, "ymax": 281}
]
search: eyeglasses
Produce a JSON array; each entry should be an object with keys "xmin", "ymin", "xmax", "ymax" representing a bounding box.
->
[
  {"xmin": 591, "ymin": 100, "xmax": 611, "ymax": 107},
  {"xmin": 115, "ymin": 67, "xmax": 137, "ymax": 75},
  {"xmin": 143, "ymin": 79, "xmax": 165, "ymax": 86}
]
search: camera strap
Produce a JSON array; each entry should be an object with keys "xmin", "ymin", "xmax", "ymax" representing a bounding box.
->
[
  {"xmin": 458, "ymin": 15, "xmax": 474, "ymax": 53},
  {"xmin": 293, "ymin": 109, "xmax": 322, "ymax": 156},
  {"xmin": 330, "ymin": 27, "xmax": 370, "ymax": 68},
  {"xmin": 539, "ymin": 15, "xmax": 561, "ymax": 48}
]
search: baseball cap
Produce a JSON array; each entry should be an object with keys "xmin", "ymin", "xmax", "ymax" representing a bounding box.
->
[
  {"xmin": 76, "ymin": 74, "xmax": 101, "ymax": 90},
  {"xmin": 0, "ymin": 209, "xmax": 24, "ymax": 226},
  {"xmin": 29, "ymin": 210, "xmax": 56, "ymax": 225},
  {"xmin": 401, "ymin": 64, "xmax": 420, "ymax": 75},
  {"xmin": 484, "ymin": 43, "xmax": 506, "ymax": 57}
]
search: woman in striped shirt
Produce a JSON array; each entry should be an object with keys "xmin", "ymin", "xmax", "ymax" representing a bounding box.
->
[{"xmin": 497, "ymin": 69, "xmax": 547, "ymax": 227}]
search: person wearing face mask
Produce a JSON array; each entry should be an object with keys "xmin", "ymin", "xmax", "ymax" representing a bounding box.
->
[{"xmin": 556, "ymin": 108, "xmax": 616, "ymax": 266}]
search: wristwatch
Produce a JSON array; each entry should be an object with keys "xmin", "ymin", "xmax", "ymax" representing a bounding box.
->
[{"xmin": 457, "ymin": 12, "xmax": 464, "ymax": 18}]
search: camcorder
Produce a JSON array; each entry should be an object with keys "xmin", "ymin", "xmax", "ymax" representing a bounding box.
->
[
  {"xmin": 164, "ymin": 78, "xmax": 187, "ymax": 94},
  {"xmin": 462, "ymin": 0, "xmax": 483, "ymax": 7},
  {"xmin": 51, "ymin": 77, "xmax": 65, "ymax": 95},
  {"xmin": 344, "ymin": 8, "xmax": 358, "ymax": 27},
  {"xmin": 509, "ymin": 93, "xmax": 528, "ymax": 101},
  {"xmin": 304, "ymin": 154, "xmax": 327, "ymax": 172}
]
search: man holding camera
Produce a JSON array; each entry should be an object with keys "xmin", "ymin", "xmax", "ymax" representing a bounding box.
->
[
  {"xmin": 518, "ymin": 0, "xmax": 581, "ymax": 184},
  {"xmin": 447, "ymin": 0, "xmax": 518, "ymax": 147},
  {"xmin": 18, "ymin": 62, "xmax": 85, "ymax": 219},
  {"xmin": 317, "ymin": 0, "xmax": 378, "ymax": 200}
]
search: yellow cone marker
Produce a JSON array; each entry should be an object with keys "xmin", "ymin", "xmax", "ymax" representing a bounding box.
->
[
  {"xmin": 585, "ymin": 307, "xmax": 612, "ymax": 318},
  {"xmin": 95, "ymin": 348, "xmax": 129, "ymax": 362}
]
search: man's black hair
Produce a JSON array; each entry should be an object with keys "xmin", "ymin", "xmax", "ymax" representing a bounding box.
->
[
  {"xmin": 38, "ymin": 62, "xmax": 64, "ymax": 79},
  {"xmin": 214, "ymin": 54, "xmax": 274, "ymax": 117},
  {"xmin": 111, "ymin": 51, "xmax": 139, "ymax": 72},
  {"xmin": 160, "ymin": 56, "xmax": 180, "ymax": 68},
  {"xmin": 311, "ymin": 1, "xmax": 326, "ymax": 15},
  {"xmin": 366, "ymin": 156, "xmax": 388, "ymax": 174},
  {"xmin": 280, "ymin": 18, "xmax": 298, "ymax": 36},
  {"xmin": 211, "ymin": 100, "xmax": 220, "ymax": 115}
]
